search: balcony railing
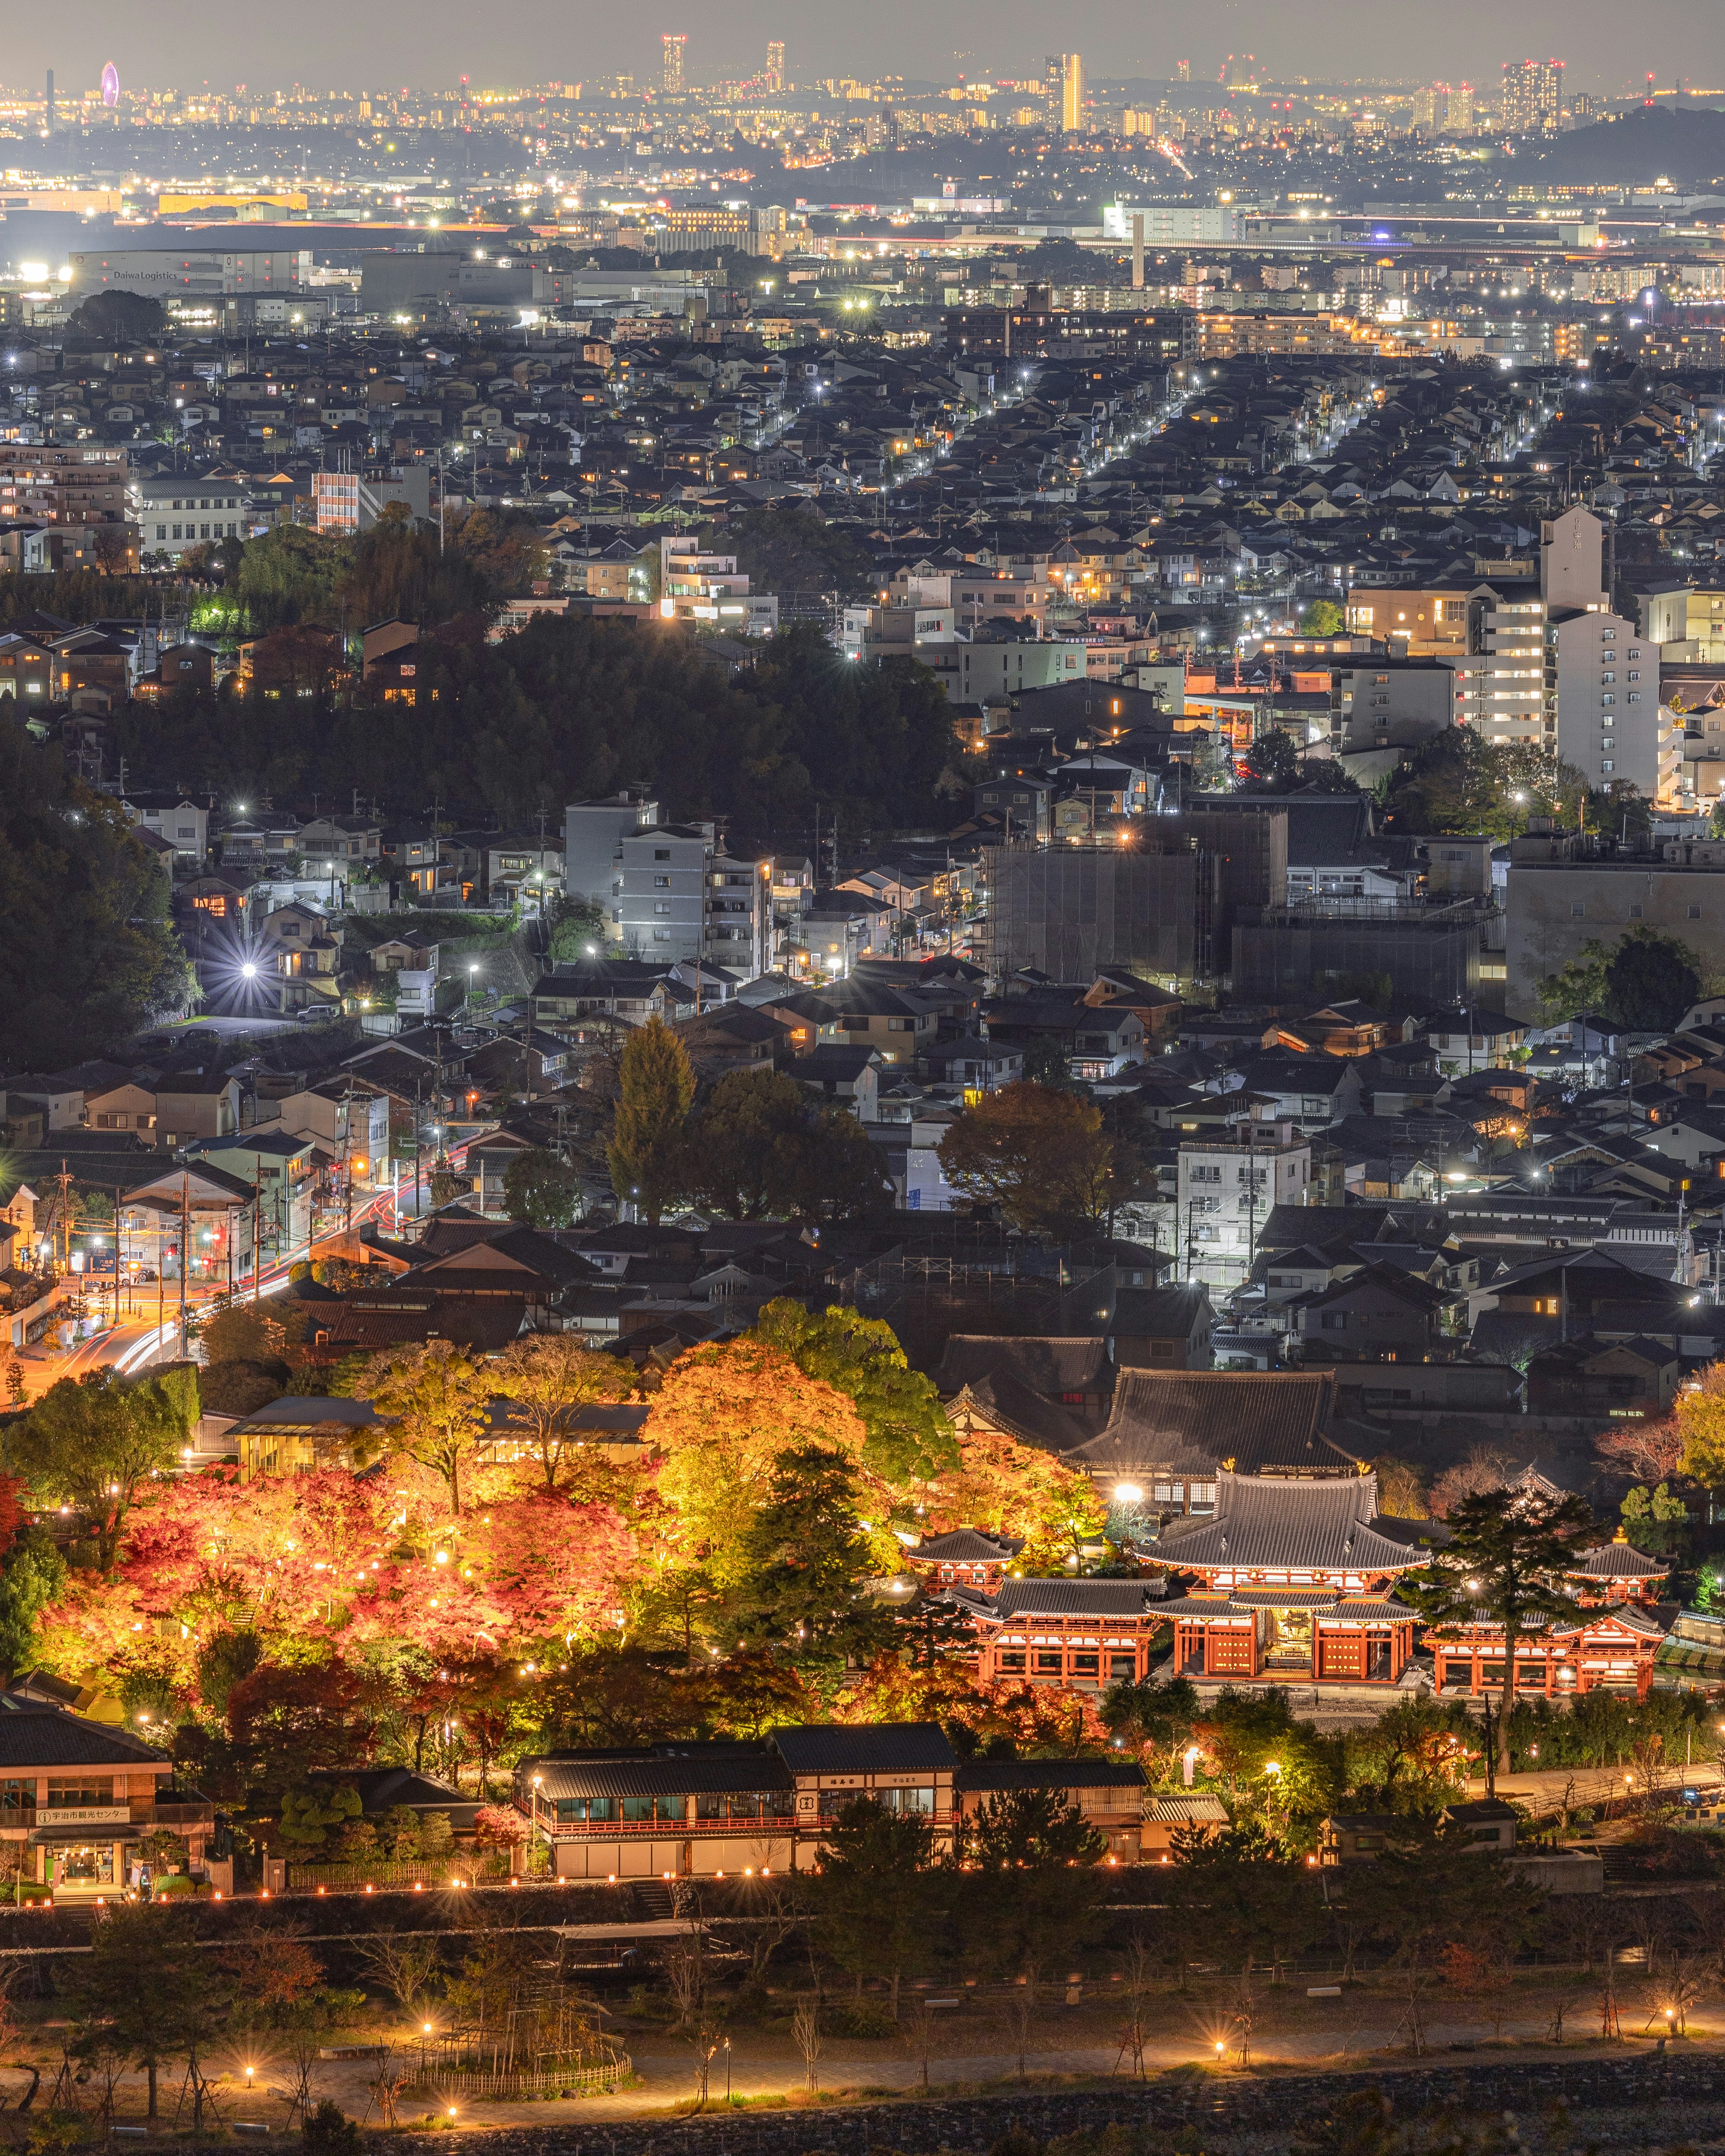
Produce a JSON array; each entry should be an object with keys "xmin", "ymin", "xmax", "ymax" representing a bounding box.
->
[{"xmin": 536, "ymin": 1813, "xmax": 798, "ymax": 1839}]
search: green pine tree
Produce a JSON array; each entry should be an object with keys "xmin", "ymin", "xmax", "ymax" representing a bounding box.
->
[{"xmin": 606, "ymin": 1015, "xmax": 694, "ymax": 1226}]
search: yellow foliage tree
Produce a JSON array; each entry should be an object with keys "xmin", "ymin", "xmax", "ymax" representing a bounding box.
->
[
  {"xmin": 1678, "ymin": 1365, "xmax": 1725, "ymax": 1489},
  {"xmin": 641, "ymin": 1340, "xmax": 894, "ymax": 1586},
  {"xmin": 919, "ymin": 1423, "xmax": 1107, "ymax": 1570},
  {"xmin": 491, "ymin": 1335, "xmax": 636, "ymax": 1493}
]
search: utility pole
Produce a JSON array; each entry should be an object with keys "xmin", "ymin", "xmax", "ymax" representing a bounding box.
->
[{"xmin": 179, "ymin": 1169, "xmax": 190, "ymax": 1359}]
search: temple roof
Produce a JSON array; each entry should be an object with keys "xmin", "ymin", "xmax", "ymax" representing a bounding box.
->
[
  {"xmin": 955, "ymin": 1579, "xmax": 1165, "ymax": 1619},
  {"xmin": 933, "ymin": 1335, "xmax": 1112, "ymax": 1397},
  {"xmin": 1159, "ymin": 1590, "xmax": 1415, "ymax": 1619},
  {"xmin": 1157, "ymin": 1469, "xmax": 1426, "ymax": 1575},
  {"xmin": 1573, "ymin": 1529, "xmax": 1668, "ymax": 1579},
  {"xmin": 910, "ymin": 1529, "xmax": 1023, "ymax": 1563},
  {"xmin": 1069, "ymin": 1370, "xmax": 1358, "ymax": 1480},
  {"xmin": 947, "ymin": 1373, "xmax": 1094, "ymax": 1454}
]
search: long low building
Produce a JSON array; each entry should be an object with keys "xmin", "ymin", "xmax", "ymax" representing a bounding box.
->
[{"xmin": 511, "ymin": 1723, "xmax": 1145, "ymax": 1877}]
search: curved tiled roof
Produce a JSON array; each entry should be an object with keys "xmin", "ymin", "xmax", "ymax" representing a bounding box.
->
[
  {"xmin": 1071, "ymin": 1370, "xmax": 1356, "ymax": 1479},
  {"xmin": 1157, "ymin": 1470, "xmax": 1423, "ymax": 1576},
  {"xmin": 947, "ymin": 1373, "xmax": 1095, "ymax": 1454},
  {"xmin": 979, "ymin": 1579, "xmax": 1165, "ymax": 1619},
  {"xmin": 934, "ymin": 1335, "xmax": 1112, "ymax": 1396},
  {"xmin": 911, "ymin": 1529, "xmax": 1022, "ymax": 1563},
  {"xmin": 1575, "ymin": 1533, "xmax": 1668, "ymax": 1579}
]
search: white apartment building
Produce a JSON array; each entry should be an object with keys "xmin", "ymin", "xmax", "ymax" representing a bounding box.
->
[
  {"xmin": 1176, "ymin": 1117, "xmax": 1312, "ymax": 1294},
  {"xmin": 706, "ymin": 853, "xmax": 771, "ymax": 976},
  {"xmin": 1449, "ymin": 586, "xmax": 1549, "ymax": 743},
  {"xmin": 1550, "ymin": 607, "xmax": 1677, "ymax": 802},
  {"xmin": 1450, "ymin": 511, "xmax": 1612, "ymax": 749},
  {"xmin": 130, "ymin": 473, "xmax": 255, "ymax": 563}
]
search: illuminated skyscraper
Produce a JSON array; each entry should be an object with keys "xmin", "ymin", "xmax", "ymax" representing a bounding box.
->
[
  {"xmin": 765, "ymin": 40, "xmax": 784, "ymax": 92},
  {"xmin": 1502, "ymin": 57, "xmax": 1562, "ymax": 133},
  {"xmin": 1041, "ymin": 53, "xmax": 1084, "ymax": 131},
  {"xmin": 661, "ymin": 33, "xmax": 686, "ymax": 96}
]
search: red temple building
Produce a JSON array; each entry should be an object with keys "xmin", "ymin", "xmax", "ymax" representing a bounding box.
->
[
  {"xmin": 1156, "ymin": 1465, "xmax": 1430, "ymax": 1687},
  {"xmin": 947, "ymin": 1578, "xmax": 1169, "ymax": 1690},
  {"xmin": 1569, "ymin": 1528, "xmax": 1668, "ymax": 1606},
  {"xmin": 905, "ymin": 1529, "xmax": 1022, "ymax": 1593},
  {"xmin": 1427, "ymin": 1526, "xmax": 1669, "ymax": 1701}
]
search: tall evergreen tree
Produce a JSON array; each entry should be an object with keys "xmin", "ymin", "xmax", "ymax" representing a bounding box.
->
[
  {"xmin": 1401, "ymin": 1486, "xmax": 1593, "ymax": 1775},
  {"xmin": 606, "ymin": 1015, "xmax": 694, "ymax": 1225}
]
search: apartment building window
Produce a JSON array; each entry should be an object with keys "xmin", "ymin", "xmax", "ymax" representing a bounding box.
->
[
  {"xmin": 1602, "ymin": 760, "xmax": 1614, "ymax": 772},
  {"xmin": 1571, "ymin": 903, "xmax": 1585, "ymax": 918},
  {"xmin": 653, "ymin": 928, "xmax": 672, "ymax": 942},
  {"xmin": 1628, "ymin": 692, "xmax": 1641, "ymax": 702},
  {"xmin": 654, "ymin": 848, "xmax": 670, "ymax": 861},
  {"xmin": 1188, "ymin": 1164, "xmax": 1222, "ymax": 1183},
  {"xmin": 653, "ymin": 902, "xmax": 672, "ymax": 915},
  {"xmin": 653, "ymin": 875, "xmax": 670, "ymax": 888},
  {"xmin": 1600, "ymin": 694, "xmax": 1615, "ymax": 706},
  {"xmin": 1629, "ymin": 903, "xmax": 1643, "ymax": 919},
  {"xmin": 1628, "ymin": 671, "xmax": 1640, "ymax": 682},
  {"xmin": 1690, "ymin": 905, "xmax": 1703, "ymax": 920}
]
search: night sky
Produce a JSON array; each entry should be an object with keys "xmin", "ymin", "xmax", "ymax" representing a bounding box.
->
[{"xmin": 9, "ymin": 0, "xmax": 1725, "ymax": 105}]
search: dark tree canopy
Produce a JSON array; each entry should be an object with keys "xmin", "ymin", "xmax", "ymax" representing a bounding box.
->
[
  {"xmin": 108, "ymin": 615, "xmax": 961, "ymax": 849},
  {"xmin": 0, "ymin": 720, "xmax": 195, "ymax": 1071},
  {"xmin": 721, "ymin": 503, "xmax": 879, "ymax": 606},
  {"xmin": 1601, "ymin": 927, "xmax": 1700, "ymax": 1032},
  {"xmin": 67, "ymin": 290, "xmax": 166, "ymax": 341}
]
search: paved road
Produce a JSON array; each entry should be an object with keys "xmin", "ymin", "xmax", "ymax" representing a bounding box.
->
[
  {"xmin": 14, "ymin": 1146, "xmax": 468, "ymax": 1401},
  {"xmin": 193, "ymin": 1996, "xmax": 1724, "ymax": 2130}
]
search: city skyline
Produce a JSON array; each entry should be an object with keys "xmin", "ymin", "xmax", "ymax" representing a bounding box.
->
[{"xmin": 2, "ymin": 1, "xmax": 1722, "ymax": 104}]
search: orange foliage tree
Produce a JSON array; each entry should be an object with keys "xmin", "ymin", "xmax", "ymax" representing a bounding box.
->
[
  {"xmin": 918, "ymin": 1423, "xmax": 1107, "ymax": 1567},
  {"xmin": 642, "ymin": 1339, "xmax": 896, "ymax": 1584}
]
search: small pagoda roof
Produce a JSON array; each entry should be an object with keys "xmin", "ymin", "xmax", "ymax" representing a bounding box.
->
[
  {"xmin": 911, "ymin": 1529, "xmax": 1023, "ymax": 1564},
  {"xmin": 1573, "ymin": 1528, "xmax": 1668, "ymax": 1580},
  {"xmin": 953, "ymin": 1578, "xmax": 1165, "ymax": 1620}
]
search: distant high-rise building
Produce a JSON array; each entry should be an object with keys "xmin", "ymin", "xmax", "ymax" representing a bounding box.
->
[
  {"xmin": 1414, "ymin": 81, "xmax": 1474, "ymax": 134},
  {"xmin": 1502, "ymin": 57, "xmax": 1562, "ymax": 133},
  {"xmin": 1043, "ymin": 54, "xmax": 1063, "ymax": 120},
  {"xmin": 765, "ymin": 40, "xmax": 784, "ymax": 93},
  {"xmin": 1570, "ymin": 91, "xmax": 1595, "ymax": 123},
  {"xmin": 661, "ymin": 33, "xmax": 686, "ymax": 96},
  {"xmin": 44, "ymin": 69, "xmax": 53, "ymax": 136},
  {"xmin": 1058, "ymin": 53, "xmax": 1084, "ymax": 133},
  {"xmin": 1176, "ymin": 59, "xmax": 1190, "ymax": 82}
]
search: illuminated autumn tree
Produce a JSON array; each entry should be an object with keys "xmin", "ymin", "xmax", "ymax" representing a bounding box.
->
[
  {"xmin": 749, "ymin": 1300, "xmax": 957, "ymax": 1484},
  {"xmin": 355, "ymin": 1340, "xmax": 494, "ymax": 1515},
  {"xmin": 478, "ymin": 1491, "xmax": 635, "ymax": 1638},
  {"xmin": 643, "ymin": 1339, "xmax": 892, "ymax": 1586},
  {"xmin": 936, "ymin": 1082, "xmax": 1113, "ymax": 1238},
  {"xmin": 491, "ymin": 1335, "xmax": 636, "ymax": 1493},
  {"xmin": 607, "ymin": 1014, "xmax": 694, "ymax": 1225},
  {"xmin": 1676, "ymin": 1364, "xmax": 1725, "ymax": 1492},
  {"xmin": 6, "ymin": 1370, "xmax": 183, "ymax": 1568},
  {"xmin": 920, "ymin": 1422, "xmax": 1106, "ymax": 1564}
]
